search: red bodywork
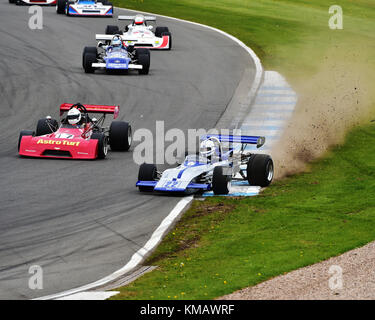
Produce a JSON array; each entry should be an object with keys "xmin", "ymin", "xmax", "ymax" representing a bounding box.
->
[{"xmin": 19, "ymin": 103, "xmax": 119, "ymax": 159}]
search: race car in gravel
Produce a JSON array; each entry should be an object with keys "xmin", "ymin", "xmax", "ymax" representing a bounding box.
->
[
  {"xmin": 18, "ymin": 103, "xmax": 132, "ymax": 159},
  {"xmin": 10, "ymin": 0, "xmax": 56, "ymax": 5},
  {"xmin": 136, "ymin": 135, "xmax": 274, "ymax": 195},
  {"xmin": 82, "ymin": 34, "xmax": 150, "ymax": 74},
  {"xmin": 56, "ymin": 0, "xmax": 113, "ymax": 16},
  {"xmin": 104, "ymin": 14, "xmax": 172, "ymax": 50}
]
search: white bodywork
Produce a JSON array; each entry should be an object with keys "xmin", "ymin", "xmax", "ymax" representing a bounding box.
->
[{"xmin": 67, "ymin": 1, "xmax": 113, "ymax": 16}]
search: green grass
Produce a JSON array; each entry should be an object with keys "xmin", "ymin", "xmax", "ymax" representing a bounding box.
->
[
  {"xmin": 109, "ymin": 0, "xmax": 375, "ymax": 299},
  {"xmin": 111, "ymin": 124, "xmax": 375, "ymax": 300}
]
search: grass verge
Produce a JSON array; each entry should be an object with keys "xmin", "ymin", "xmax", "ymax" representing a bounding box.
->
[{"xmin": 111, "ymin": 124, "xmax": 375, "ymax": 299}]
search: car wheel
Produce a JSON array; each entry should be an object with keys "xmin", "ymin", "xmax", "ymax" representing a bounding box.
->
[
  {"xmin": 138, "ymin": 163, "xmax": 157, "ymax": 192},
  {"xmin": 83, "ymin": 52, "xmax": 96, "ymax": 73},
  {"xmin": 36, "ymin": 118, "xmax": 58, "ymax": 136},
  {"xmin": 137, "ymin": 49, "xmax": 150, "ymax": 75},
  {"xmin": 18, "ymin": 130, "xmax": 34, "ymax": 152},
  {"xmin": 246, "ymin": 154, "xmax": 274, "ymax": 187},
  {"xmin": 162, "ymin": 31, "xmax": 172, "ymax": 50},
  {"xmin": 56, "ymin": 0, "xmax": 66, "ymax": 14},
  {"xmin": 91, "ymin": 132, "xmax": 108, "ymax": 159},
  {"xmin": 109, "ymin": 121, "xmax": 132, "ymax": 151},
  {"xmin": 212, "ymin": 166, "xmax": 231, "ymax": 195},
  {"xmin": 105, "ymin": 25, "xmax": 120, "ymax": 35},
  {"xmin": 155, "ymin": 26, "xmax": 169, "ymax": 38},
  {"xmin": 82, "ymin": 47, "xmax": 97, "ymax": 69}
]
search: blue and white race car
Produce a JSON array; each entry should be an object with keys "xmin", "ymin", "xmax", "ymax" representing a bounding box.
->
[
  {"xmin": 56, "ymin": 0, "xmax": 113, "ymax": 17},
  {"xmin": 82, "ymin": 34, "xmax": 150, "ymax": 74},
  {"xmin": 136, "ymin": 135, "xmax": 274, "ymax": 195}
]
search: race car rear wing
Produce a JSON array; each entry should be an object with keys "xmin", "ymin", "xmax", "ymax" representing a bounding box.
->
[
  {"xmin": 118, "ymin": 15, "xmax": 156, "ymax": 21},
  {"xmin": 60, "ymin": 103, "xmax": 120, "ymax": 119},
  {"xmin": 202, "ymin": 134, "xmax": 266, "ymax": 148},
  {"xmin": 95, "ymin": 34, "xmax": 139, "ymax": 42}
]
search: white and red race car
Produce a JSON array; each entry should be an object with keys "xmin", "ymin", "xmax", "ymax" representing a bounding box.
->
[
  {"xmin": 10, "ymin": 0, "xmax": 56, "ymax": 5},
  {"xmin": 56, "ymin": 0, "xmax": 113, "ymax": 17},
  {"xmin": 105, "ymin": 14, "xmax": 172, "ymax": 50}
]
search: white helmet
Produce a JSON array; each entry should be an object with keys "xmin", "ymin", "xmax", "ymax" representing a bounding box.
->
[
  {"xmin": 67, "ymin": 108, "xmax": 81, "ymax": 125},
  {"xmin": 111, "ymin": 35, "xmax": 122, "ymax": 48},
  {"xmin": 134, "ymin": 14, "xmax": 145, "ymax": 25},
  {"xmin": 199, "ymin": 139, "xmax": 216, "ymax": 158}
]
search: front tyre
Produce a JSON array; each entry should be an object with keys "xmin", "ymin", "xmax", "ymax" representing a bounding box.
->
[
  {"xmin": 18, "ymin": 130, "xmax": 34, "ymax": 152},
  {"xmin": 109, "ymin": 121, "xmax": 132, "ymax": 151},
  {"xmin": 56, "ymin": 0, "xmax": 66, "ymax": 14},
  {"xmin": 36, "ymin": 118, "xmax": 58, "ymax": 136},
  {"xmin": 246, "ymin": 154, "xmax": 274, "ymax": 187},
  {"xmin": 91, "ymin": 132, "xmax": 108, "ymax": 159},
  {"xmin": 138, "ymin": 163, "xmax": 157, "ymax": 192},
  {"xmin": 155, "ymin": 26, "xmax": 169, "ymax": 37},
  {"xmin": 162, "ymin": 31, "xmax": 172, "ymax": 50},
  {"xmin": 136, "ymin": 49, "xmax": 150, "ymax": 75},
  {"xmin": 83, "ymin": 52, "xmax": 97, "ymax": 74},
  {"xmin": 212, "ymin": 166, "xmax": 231, "ymax": 195}
]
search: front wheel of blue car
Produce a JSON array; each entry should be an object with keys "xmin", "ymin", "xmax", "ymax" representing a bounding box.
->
[
  {"xmin": 138, "ymin": 163, "xmax": 157, "ymax": 192},
  {"xmin": 246, "ymin": 154, "xmax": 274, "ymax": 187},
  {"xmin": 212, "ymin": 166, "xmax": 231, "ymax": 195}
]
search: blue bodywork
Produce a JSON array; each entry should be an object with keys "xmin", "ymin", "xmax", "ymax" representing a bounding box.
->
[{"xmin": 104, "ymin": 47, "xmax": 131, "ymax": 70}]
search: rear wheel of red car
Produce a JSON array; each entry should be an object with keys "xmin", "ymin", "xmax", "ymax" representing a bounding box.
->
[
  {"xmin": 109, "ymin": 121, "xmax": 132, "ymax": 151},
  {"xmin": 36, "ymin": 118, "xmax": 58, "ymax": 136},
  {"xmin": 18, "ymin": 130, "xmax": 34, "ymax": 152},
  {"xmin": 91, "ymin": 132, "xmax": 108, "ymax": 159},
  {"xmin": 138, "ymin": 163, "xmax": 157, "ymax": 192}
]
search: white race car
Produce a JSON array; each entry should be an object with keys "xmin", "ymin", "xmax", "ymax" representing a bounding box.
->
[
  {"xmin": 105, "ymin": 14, "xmax": 172, "ymax": 50},
  {"xmin": 56, "ymin": 0, "xmax": 113, "ymax": 17},
  {"xmin": 10, "ymin": 0, "xmax": 56, "ymax": 5}
]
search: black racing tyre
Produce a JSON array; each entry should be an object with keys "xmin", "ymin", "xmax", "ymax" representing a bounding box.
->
[
  {"xmin": 155, "ymin": 26, "xmax": 169, "ymax": 37},
  {"xmin": 109, "ymin": 121, "xmax": 132, "ymax": 151},
  {"xmin": 18, "ymin": 130, "xmax": 34, "ymax": 152},
  {"xmin": 212, "ymin": 166, "xmax": 231, "ymax": 195},
  {"xmin": 91, "ymin": 132, "xmax": 108, "ymax": 159},
  {"xmin": 83, "ymin": 52, "xmax": 96, "ymax": 73},
  {"xmin": 105, "ymin": 25, "xmax": 120, "ymax": 35},
  {"xmin": 162, "ymin": 31, "xmax": 172, "ymax": 50},
  {"xmin": 36, "ymin": 118, "xmax": 58, "ymax": 136},
  {"xmin": 56, "ymin": 0, "xmax": 66, "ymax": 14},
  {"xmin": 66, "ymin": 1, "xmax": 74, "ymax": 16},
  {"xmin": 137, "ymin": 52, "xmax": 150, "ymax": 75},
  {"xmin": 136, "ymin": 48, "xmax": 150, "ymax": 57},
  {"xmin": 138, "ymin": 163, "xmax": 157, "ymax": 192},
  {"xmin": 246, "ymin": 154, "xmax": 274, "ymax": 187},
  {"xmin": 82, "ymin": 47, "xmax": 97, "ymax": 68}
]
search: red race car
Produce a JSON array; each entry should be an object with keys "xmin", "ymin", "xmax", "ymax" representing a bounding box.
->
[{"xmin": 18, "ymin": 103, "xmax": 132, "ymax": 159}]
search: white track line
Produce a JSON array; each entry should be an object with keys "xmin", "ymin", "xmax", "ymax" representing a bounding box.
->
[{"xmin": 36, "ymin": 6, "xmax": 263, "ymax": 300}]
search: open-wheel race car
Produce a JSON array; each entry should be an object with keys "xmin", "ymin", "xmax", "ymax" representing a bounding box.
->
[
  {"xmin": 105, "ymin": 14, "xmax": 172, "ymax": 50},
  {"xmin": 10, "ymin": 0, "xmax": 56, "ymax": 5},
  {"xmin": 136, "ymin": 134, "xmax": 274, "ymax": 195},
  {"xmin": 56, "ymin": 0, "xmax": 113, "ymax": 17},
  {"xmin": 82, "ymin": 34, "xmax": 150, "ymax": 74},
  {"xmin": 18, "ymin": 103, "xmax": 132, "ymax": 159}
]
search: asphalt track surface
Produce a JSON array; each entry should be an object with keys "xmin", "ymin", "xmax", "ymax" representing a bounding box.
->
[{"xmin": 0, "ymin": 3, "xmax": 256, "ymax": 299}]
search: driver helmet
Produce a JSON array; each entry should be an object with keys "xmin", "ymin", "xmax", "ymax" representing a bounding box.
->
[
  {"xmin": 111, "ymin": 35, "xmax": 122, "ymax": 48},
  {"xmin": 67, "ymin": 108, "xmax": 82, "ymax": 125},
  {"xmin": 199, "ymin": 139, "xmax": 216, "ymax": 158},
  {"xmin": 134, "ymin": 14, "xmax": 145, "ymax": 25}
]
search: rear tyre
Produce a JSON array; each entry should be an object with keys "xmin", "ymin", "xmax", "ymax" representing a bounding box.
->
[
  {"xmin": 162, "ymin": 31, "xmax": 172, "ymax": 50},
  {"xmin": 138, "ymin": 163, "xmax": 157, "ymax": 192},
  {"xmin": 105, "ymin": 25, "xmax": 120, "ymax": 35},
  {"xmin": 212, "ymin": 166, "xmax": 231, "ymax": 195},
  {"xmin": 83, "ymin": 52, "xmax": 97, "ymax": 73},
  {"xmin": 56, "ymin": 0, "xmax": 66, "ymax": 14},
  {"xmin": 155, "ymin": 26, "xmax": 169, "ymax": 37},
  {"xmin": 246, "ymin": 154, "xmax": 274, "ymax": 187},
  {"xmin": 109, "ymin": 121, "xmax": 132, "ymax": 151},
  {"xmin": 91, "ymin": 132, "xmax": 108, "ymax": 159},
  {"xmin": 36, "ymin": 118, "xmax": 58, "ymax": 136},
  {"xmin": 18, "ymin": 130, "xmax": 34, "ymax": 152}
]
